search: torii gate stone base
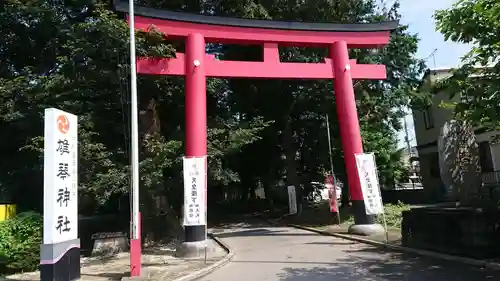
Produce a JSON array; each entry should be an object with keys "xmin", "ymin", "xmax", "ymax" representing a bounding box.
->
[{"xmin": 116, "ymin": 0, "xmax": 396, "ymax": 258}]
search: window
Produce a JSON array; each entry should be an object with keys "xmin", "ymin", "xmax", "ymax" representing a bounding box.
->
[
  {"xmin": 428, "ymin": 152, "xmax": 440, "ymax": 178},
  {"xmin": 422, "ymin": 107, "xmax": 434, "ymax": 129},
  {"xmin": 460, "ymin": 92, "xmax": 475, "ymax": 103},
  {"xmin": 478, "ymin": 141, "xmax": 494, "ymax": 172}
]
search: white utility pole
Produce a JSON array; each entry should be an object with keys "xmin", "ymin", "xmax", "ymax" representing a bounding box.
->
[{"xmin": 128, "ymin": 0, "xmax": 140, "ymax": 242}]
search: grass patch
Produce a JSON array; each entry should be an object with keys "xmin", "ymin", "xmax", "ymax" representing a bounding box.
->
[
  {"xmin": 276, "ymin": 201, "xmax": 410, "ymax": 245},
  {"xmin": 377, "ymin": 201, "xmax": 411, "ymax": 229},
  {"xmin": 282, "ymin": 201, "xmax": 410, "ymax": 231}
]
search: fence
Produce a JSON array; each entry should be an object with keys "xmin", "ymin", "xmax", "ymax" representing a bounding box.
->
[{"xmin": 481, "ymin": 170, "xmax": 500, "ymax": 202}]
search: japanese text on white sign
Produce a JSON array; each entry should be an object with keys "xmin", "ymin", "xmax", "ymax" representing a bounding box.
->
[
  {"xmin": 43, "ymin": 108, "xmax": 78, "ymax": 244},
  {"xmin": 182, "ymin": 157, "xmax": 206, "ymax": 226},
  {"xmin": 355, "ymin": 153, "xmax": 384, "ymax": 215}
]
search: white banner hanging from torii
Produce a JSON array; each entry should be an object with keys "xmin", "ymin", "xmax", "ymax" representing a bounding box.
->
[
  {"xmin": 354, "ymin": 153, "xmax": 384, "ymax": 215},
  {"xmin": 182, "ymin": 156, "xmax": 207, "ymax": 226}
]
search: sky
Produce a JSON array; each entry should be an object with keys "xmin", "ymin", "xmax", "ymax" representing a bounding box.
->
[{"xmin": 394, "ymin": 0, "xmax": 472, "ymax": 149}]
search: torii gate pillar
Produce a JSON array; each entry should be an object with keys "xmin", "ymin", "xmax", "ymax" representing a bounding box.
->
[
  {"xmin": 177, "ymin": 33, "xmax": 209, "ymax": 256},
  {"xmin": 330, "ymin": 41, "xmax": 383, "ymax": 234}
]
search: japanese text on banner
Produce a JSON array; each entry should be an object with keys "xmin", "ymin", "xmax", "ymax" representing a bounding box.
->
[
  {"xmin": 355, "ymin": 153, "xmax": 384, "ymax": 215},
  {"xmin": 182, "ymin": 157, "xmax": 206, "ymax": 226}
]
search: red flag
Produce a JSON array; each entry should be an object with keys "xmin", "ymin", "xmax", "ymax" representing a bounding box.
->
[
  {"xmin": 325, "ymin": 175, "xmax": 338, "ymax": 213},
  {"xmin": 326, "ymin": 175, "xmax": 334, "ymax": 185},
  {"xmin": 328, "ymin": 187, "xmax": 338, "ymax": 212}
]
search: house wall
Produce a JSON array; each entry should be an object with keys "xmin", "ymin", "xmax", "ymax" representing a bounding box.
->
[
  {"xmin": 492, "ymin": 144, "xmax": 500, "ymax": 168},
  {"xmin": 412, "ymin": 69, "xmax": 500, "ymax": 200}
]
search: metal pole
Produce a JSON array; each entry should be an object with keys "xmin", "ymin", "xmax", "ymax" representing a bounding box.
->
[
  {"xmin": 129, "ymin": 0, "xmax": 139, "ymax": 241},
  {"xmin": 403, "ymin": 114, "xmax": 411, "ymax": 158},
  {"xmin": 372, "ymin": 155, "xmax": 389, "ymax": 244},
  {"xmin": 129, "ymin": 0, "xmax": 141, "ymax": 276},
  {"xmin": 326, "ymin": 114, "xmax": 341, "ymax": 225},
  {"xmin": 326, "ymin": 114, "xmax": 335, "ymax": 179}
]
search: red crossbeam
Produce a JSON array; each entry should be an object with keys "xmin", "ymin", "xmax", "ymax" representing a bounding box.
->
[{"xmin": 136, "ymin": 53, "xmax": 386, "ymax": 80}]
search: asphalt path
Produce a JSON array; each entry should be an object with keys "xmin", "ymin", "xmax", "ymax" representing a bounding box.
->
[{"xmin": 201, "ymin": 220, "xmax": 499, "ymax": 281}]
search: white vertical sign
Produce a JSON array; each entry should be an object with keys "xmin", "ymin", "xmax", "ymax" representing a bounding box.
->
[
  {"xmin": 355, "ymin": 153, "xmax": 384, "ymax": 215},
  {"xmin": 43, "ymin": 108, "xmax": 78, "ymax": 244},
  {"xmin": 287, "ymin": 186, "xmax": 297, "ymax": 215},
  {"xmin": 182, "ymin": 157, "xmax": 206, "ymax": 226}
]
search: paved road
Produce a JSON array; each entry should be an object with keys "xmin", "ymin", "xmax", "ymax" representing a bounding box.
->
[{"xmin": 203, "ymin": 220, "xmax": 499, "ymax": 281}]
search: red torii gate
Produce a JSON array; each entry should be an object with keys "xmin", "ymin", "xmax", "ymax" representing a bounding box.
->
[{"xmin": 115, "ymin": 0, "xmax": 396, "ymax": 263}]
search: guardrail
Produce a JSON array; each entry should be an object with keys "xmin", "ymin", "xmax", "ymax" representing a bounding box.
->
[
  {"xmin": 481, "ymin": 170, "xmax": 500, "ymax": 202},
  {"xmin": 482, "ymin": 170, "xmax": 500, "ymax": 184}
]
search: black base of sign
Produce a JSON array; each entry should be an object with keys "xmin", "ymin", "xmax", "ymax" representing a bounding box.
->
[
  {"xmin": 176, "ymin": 225, "xmax": 207, "ymax": 258},
  {"xmin": 40, "ymin": 238, "xmax": 81, "ymax": 281},
  {"xmin": 348, "ymin": 200, "xmax": 385, "ymax": 236},
  {"xmin": 351, "ymin": 199, "xmax": 376, "ymax": 224},
  {"xmin": 185, "ymin": 225, "xmax": 206, "ymax": 242}
]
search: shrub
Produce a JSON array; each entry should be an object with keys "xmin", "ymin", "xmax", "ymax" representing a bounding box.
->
[
  {"xmin": 0, "ymin": 212, "xmax": 43, "ymax": 274},
  {"xmin": 377, "ymin": 201, "xmax": 411, "ymax": 229}
]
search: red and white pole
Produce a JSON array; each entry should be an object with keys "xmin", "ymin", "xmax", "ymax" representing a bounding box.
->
[{"xmin": 128, "ymin": 0, "xmax": 141, "ymax": 276}]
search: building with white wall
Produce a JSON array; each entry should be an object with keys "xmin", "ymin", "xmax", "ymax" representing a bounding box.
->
[{"xmin": 412, "ymin": 68, "xmax": 500, "ymax": 199}]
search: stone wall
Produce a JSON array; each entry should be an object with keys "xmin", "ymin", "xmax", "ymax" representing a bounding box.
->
[{"xmin": 402, "ymin": 207, "xmax": 500, "ymax": 259}]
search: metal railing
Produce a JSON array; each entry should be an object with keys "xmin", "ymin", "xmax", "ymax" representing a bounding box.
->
[
  {"xmin": 482, "ymin": 170, "xmax": 500, "ymax": 184},
  {"xmin": 481, "ymin": 170, "xmax": 500, "ymax": 202}
]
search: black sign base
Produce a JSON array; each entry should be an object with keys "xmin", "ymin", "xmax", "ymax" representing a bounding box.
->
[{"xmin": 40, "ymin": 238, "xmax": 81, "ymax": 281}]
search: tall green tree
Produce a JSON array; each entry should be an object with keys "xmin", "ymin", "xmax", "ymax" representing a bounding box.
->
[
  {"xmin": 434, "ymin": 0, "xmax": 500, "ymax": 132},
  {"xmin": 209, "ymin": 0, "xmax": 425, "ymax": 204},
  {"xmin": 0, "ymin": 0, "xmax": 269, "ymax": 237},
  {"xmin": 1, "ymin": 0, "xmax": 424, "ymax": 231}
]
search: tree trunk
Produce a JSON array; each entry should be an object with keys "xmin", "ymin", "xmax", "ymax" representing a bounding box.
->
[
  {"xmin": 263, "ymin": 174, "xmax": 275, "ymax": 210},
  {"xmin": 138, "ymin": 97, "xmax": 177, "ymax": 242},
  {"xmin": 283, "ymin": 116, "xmax": 302, "ymax": 214}
]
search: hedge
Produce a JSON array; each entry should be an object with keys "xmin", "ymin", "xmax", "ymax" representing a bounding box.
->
[{"xmin": 0, "ymin": 212, "xmax": 42, "ymax": 274}]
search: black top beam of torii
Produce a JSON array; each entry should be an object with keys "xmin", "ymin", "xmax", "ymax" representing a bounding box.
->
[{"xmin": 113, "ymin": 0, "xmax": 399, "ymax": 33}]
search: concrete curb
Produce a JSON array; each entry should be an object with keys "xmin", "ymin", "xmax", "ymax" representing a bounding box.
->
[
  {"xmin": 122, "ymin": 234, "xmax": 234, "ymax": 281},
  {"xmin": 289, "ymin": 223, "xmax": 500, "ymax": 271},
  {"xmin": 171, "ymin": 233, "xmax": 234, "ymax": 281}
]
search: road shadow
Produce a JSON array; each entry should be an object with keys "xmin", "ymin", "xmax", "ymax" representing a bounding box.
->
[
  {"xmin": 304, "ymin": 241, "xmax": 356, "ymax": 246},
  {"xmin": 81, "ymin": 272, "xmax": 127, "ymax": 281},
  {"xmin": 215, "ymin": 228, "xmax": 319, "ymax": 238},
  {"xmin": 80, "ymin": 254, "xmax": 118, "ymax": 266},
  {"xmin": 210, "ymin": 217, "xmax": 272, "ymax": 230},
  {"xmin": 276, "ymin": 246, "xmax": 500, "ymax": 281},
  {"xmin": 142, "ymin": 245, "xmax": 176, "ymax": 256},
  {"xmin": 262, "ymin": 203, "xmax": 355, "ymax": 229}
]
